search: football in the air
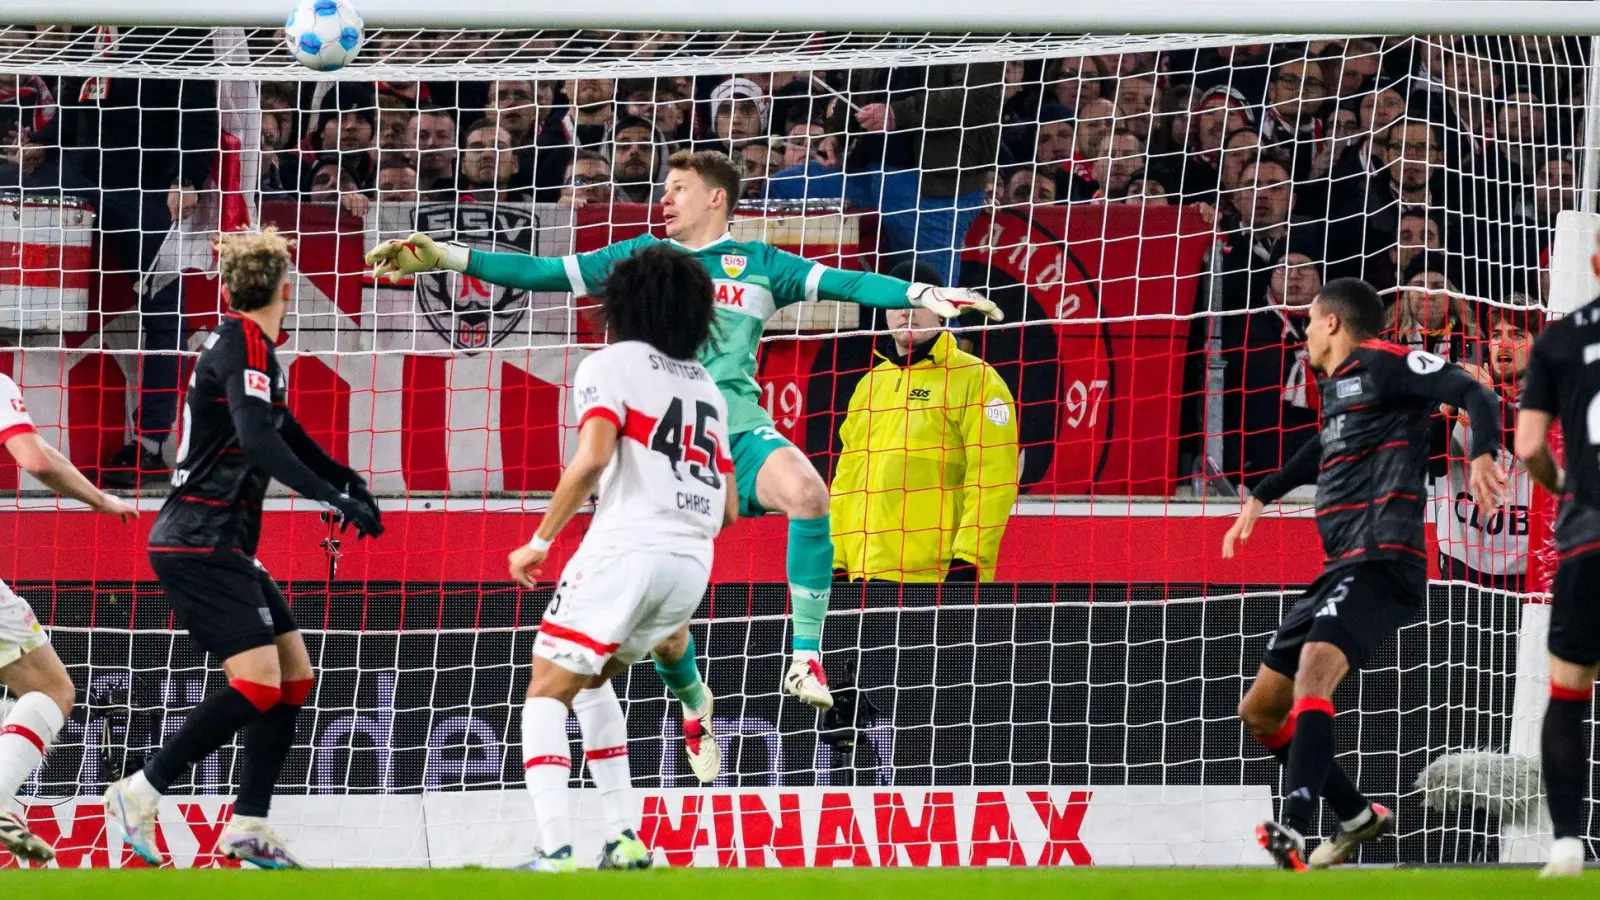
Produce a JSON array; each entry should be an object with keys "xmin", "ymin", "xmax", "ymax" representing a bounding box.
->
[{"xmin": 284, "ymin": 0, "xmax": 364, "ymax": 71}]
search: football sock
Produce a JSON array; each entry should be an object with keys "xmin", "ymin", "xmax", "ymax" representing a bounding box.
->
[
  {"xmin": 573, "ymin": 683, "xmax": 634, "ymax": 837},
  {"xmin": 142, "ymin": 680, "xmax": 277, "ymax": 794},
  {"xmin": 234, "ymin": 678, "xmax": 312, "ymax": 818},
  {"xmin": 787, "ymin": 515, "xmax": 833, "ymax": 659},
  {"xmin": 0, "ymin": 692, "xmax": 64, "ymax": 803},
  {"xmin": 521, "ymin": 696, "xmax": 573, "ymax": 853},
  {"xmin": 1280, "ymin": 696, "xmax": 1336, "ymax": 835},
  {"xmin": 652, "ymin": 634, "xmax": 708, "ymax": 716},
  {"xmin": 1255, "ymin": 715, "xmax": 1370, "ymax": 823},
  {"xmin": 1542, "ymin": 682, "xmax": 1592, "ymax": 840}
]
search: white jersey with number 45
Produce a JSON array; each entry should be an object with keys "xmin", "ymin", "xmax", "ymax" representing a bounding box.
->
[{"xmin": 573, "ymin": 341, "xmax": 733, "ymax": 568}]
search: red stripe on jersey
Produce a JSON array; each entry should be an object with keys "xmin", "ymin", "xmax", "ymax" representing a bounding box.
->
[
  {"xmin": 1320, "ymin": 440, "xmax": 1408, "ymax": 470},
  {"xmin": 538, "ymin": 620, "xmax": 621, "ymax": 655},
  {"xmin": 585, "ymin": 745, "xmax": 628, "ymax": 761},
  {"xmin": 524, "ymin": 755, "xmax": 571, "ymax": 770},
  {"xmin": 179, "ymin": 496, "xmax": 230, "ymax": 507},
  {"xmin": 0, "ymin": 723, "xmax": 44, "ymax": 754},
  {"xmin": 1315, "ymin": 492, "xmax": 1419, "ymax": 517},
  {"xmin": 1361, "ymin": 338, "xmax": 1410, "ymax": 356},
  {"xmin": 579, "ymin": 406, "xmax": 622, "ymax": 431},
  {"xmin": 0, "ymin": 423, "xmax": 36, "ymax": 446},
  {"xmin": 147, "ymin": 546, "xmax": 216, "ymax": 553},
  {"xmin": 619, "ymin": 405, "xmax": 658, "ymax": 447}
]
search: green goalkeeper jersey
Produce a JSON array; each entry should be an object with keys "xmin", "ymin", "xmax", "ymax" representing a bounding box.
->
[{"xmin": 466, "ymin": 232, "xmax": 916, "ymax": 434}]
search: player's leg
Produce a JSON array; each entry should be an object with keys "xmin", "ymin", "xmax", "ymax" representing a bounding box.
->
[
  {"xmin": 521, "ymin": 656, "xmax": 590, "ymax": 873},
  {"xmin": 0, "ymin": 635, "xmax": 73, "ymax": 864},
  {"xmin": 1539, "ymin": 556, "xmax": 1600, "ymax": 878},
  {"xmin": 107, "ymin": 554, "xmax": 283, "ymax": 865},
  {"xmin": 751, "ymin": 437, "xmax": 835, "ymax": 709},
  {"xmin": 651, "ymin": 625, "xmax": 719, "ymax": 783}
]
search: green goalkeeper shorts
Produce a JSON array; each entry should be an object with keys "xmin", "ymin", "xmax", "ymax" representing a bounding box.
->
[{"xmin": 728, "ymin": 425, "xmax": 796, "ymax": 518}]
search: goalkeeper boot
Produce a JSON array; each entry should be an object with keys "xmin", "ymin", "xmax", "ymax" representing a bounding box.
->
[
  {"xmin": 1541, "ymin": 837, "xmax": 1585, "ymax": 878},
  {"xmin": 0, "ymin": 810, "xmax": 54, "ymax": 864},
  {"xmin": 103, "ymin": 776, "xmax": 165, "ymax": 866},
  {"xmin": 1256, "ymin": 820, "xmax": 1308, "ymax": 871},
  {"xmin": 1307, "ymin": 802, "xmax": 1392, "ymax": 869},
  {"xmin": 783, "ymin": 657, "xmax": 834, "ymax": 711},
  {"xmin": 219, "ymin": 816, "xmax": 304, "ymax": 869},
  {"xmin": 683, "ymin": 698, "xmax": 721, "ymax": 784},
  {"xmin": 521, "ymin": 845, "xmax": 578, "ymax": 873},
  {"xmin": 598, "ymin": 829, "xmax": 652, "ymax": 870}
]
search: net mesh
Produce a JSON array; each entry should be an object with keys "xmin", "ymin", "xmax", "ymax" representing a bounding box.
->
[{"xmin": 0, "ymin": 26, "xmax": 1584, "ymax": 866}]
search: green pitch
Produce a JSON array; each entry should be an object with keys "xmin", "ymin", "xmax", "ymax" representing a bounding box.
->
[{"xmin": 6, "ymin": 867, "xmax": 1591, "ymax": 900}]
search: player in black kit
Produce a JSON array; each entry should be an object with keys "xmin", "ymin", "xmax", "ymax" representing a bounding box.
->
[
  {"xmin": 102, "ymin": 230, "xmax": 382, "ymax": 869},
  {"xmin": 1513, "ymin": 260, "xmax": 1600, "ymax": 878},
  {"xmin": 1222, "ymin": 278, "xmax": 1506, "ymax": 870}
]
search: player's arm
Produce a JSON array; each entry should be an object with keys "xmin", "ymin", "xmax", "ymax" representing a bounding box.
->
[
  {"xmin": 1223, "ymin": 435, "xmax": 1322, "ymax": 558},
  {"xmin": 1514, "ymin": 332, "xmax": 1564, "ymax": 494},
  {"xmin": 949, "ymin": 368, "xmax": 1019, "ymax": 580},
  {"xmin": 765, "ymin": 245, "xmax": 1003, "ymax": 320},
  {"xmin": 1398, "ymin": 350, "xmax": 1507, "ymax": 514},
  {"xmin": 278, "ymin": 413, "xmax": 379, "ymax": 519},
  {"xmin": 723, "ymin": 470, "xmax": 739, "ymax": 529},
  {"xmin": 508, "ymin": 415, "xmax": 616, "ymax": 589},
  {"xmin": 4, "ymin": 432, "xmax": 135, "ymax": 520},
  {"xmin": 365, "ymin": 232, "xmax": 637, "ymax": 295}
]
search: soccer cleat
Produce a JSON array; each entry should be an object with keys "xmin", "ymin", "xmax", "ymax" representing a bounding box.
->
[
  {"xmin": 1541, "ymin": 837, "xmax": 1585, "ymax": 878},
  {"xmin": 1256, "ymin": 820, "xmax": 1308, "ymax": 871},
  {"xmin": 783, "ymin": 657, "xmax": 834, "ymax": 710},
  {"xmin": 682, "ymin": 699, "xmax": 721, "ymax": 784},
  {"xmin": 0, "ymin": 810, "xmax": 54, "ymax": 864},
  {"xmin": 219, "ymin": 817, "xmax": 304, "ymax": 869},
  {"xmin": 521, "ymin": 845, "xmax": 578, "ymax": 873},
  {"xmin": 1308, "ymin": 803, "xmax": 1393, "ymax": 868},
  {"xmin": 103, "ymin": 777, "xmax": 165, "ymax": 866},
  {"xmin": 598, "ymin": 829, "xmax": 652, "ymax": 870}
]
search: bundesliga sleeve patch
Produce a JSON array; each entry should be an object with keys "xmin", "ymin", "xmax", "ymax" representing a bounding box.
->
[{"xmin": 244, "ymin": 369, "xmax": 273, "ymax": 402}]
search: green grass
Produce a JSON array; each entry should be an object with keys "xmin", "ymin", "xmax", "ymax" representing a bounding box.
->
[{"xmin": 3, "ymin": 867, "xmax": 1592, "ymax": 900}]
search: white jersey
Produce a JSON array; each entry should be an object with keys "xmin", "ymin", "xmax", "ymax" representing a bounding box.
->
[
  {"xmin": 0, "ymin": 374, "xmax": 36, "ymax": 443},
  {"xmin": 1433, "ymin": 416, "xmax": 1531, "ymax": 576},
  {"xmin": 572, "ymin": 341, "xmax": 731, "ymax": 567}
]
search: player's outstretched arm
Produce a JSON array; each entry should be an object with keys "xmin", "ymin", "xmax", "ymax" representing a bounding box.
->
[
  {"xmin": 767, "ymin": 246, "xmax": 1003, "ymax": 321},
  {"xmin": 5, "ymin": 432, "xmax": 136, "ymax": 520},
  {"xmin": 1403, "ymin": 354, "xmax": 1507, "ymax": 514},
  {"xmin": 365, "ymin": 232, "xmax": 570, "ymax": 291},
  {"xmin": 509, "ymin": 416, "xmax": 618, "ymax": 588}
]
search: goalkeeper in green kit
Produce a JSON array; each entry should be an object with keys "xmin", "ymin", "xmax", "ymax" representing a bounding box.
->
[{"xmin": 367, "ymin": 149, "xmax": 1001, "ymax": 779}]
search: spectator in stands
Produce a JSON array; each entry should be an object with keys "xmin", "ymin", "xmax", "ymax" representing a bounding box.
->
[
  {"xmin": 562, "ymin": 77, "xmax": 616, "ymax": 148},
  {"xmin": 1114, "ymin": 169, "xmax": 1172, "ymax": 205},
  {"xmin": 557, "ymin": 149, "xmax": 612, "ymax": 208},
  {"xmin": 1327, "ymin": 39, "xmax": 1382, "ymax": 98},
  {"xmin": 1260, "ymin": 58, "xmax": 1331, "ymax": 162},
  {"xmin": 304, "ymin": 154, "xmax": 371, "ymax": 218},
  {"xmin": 1495, "ymin": 85, "xmax": 1548, "ymax": 183},
  {"xmin": 1004, "ymin": 166, "xmax": 1057, "ymax": 206},
  {"xmin": 739, "ymin": 140, "xmax": 774, "ymax": 202},
  {"xmin": 1181, "ymin": 87, "xmax": 1257, "ymax": 200},
  {"xmin": 487, "ymin": 79, "xmax": 541, "ymax": 150},
  {"xmin": 1089, "ymin": 132, "xmax": 1147, "ymax": 200},
  {"xmin": 610, "ymin": 116, "xmax": 660, "ymax": 203},
  {"xmin": 458, "ymin": 119, "xmax": 525, "ymax": 202},
  {"xmin": 1356, "ymin": 77, "xmax": 1409, "ymax": 146},
  {"xmin": 1218, "ymin": 157, "xmax": 1305, "ymax": 312},
  {"xmin": 334, "ymin": 108, "xmax": 376, "ymax": 156},
  {"xmin": 1391, "ymin": 212, "xmax": 1444, "ymax": 282},
  {"xmin": 1390, "ymin": 119, "xmax": 1444, "ymax": 209},
  {"xmin": 782, "ymin": 122, "xmax": 839, "ymax": 171},
  {"xmin": 1112, "ymin": 74, "xmax": 1158, "ymax": 141},
  {"xmin": 1389, "ymin": 250, "xmax": 1476, "ymax": 361},
  {"xmin": 1074, "ymin": 97, "xmax": 1115, "ymax": 161},
  {"xmin": 1529, "ymin": 153, "xmax": 1576, "ymax": 226},
  {"xmin": 408, "ymin": 106, "xmax": 458, "ymax": 199},
  {"xmin": 1032, "ymin": 103, "xmax": 1093, "ymax": 201},
  {"xmin": 708, "ymin": 77, "xmax": 767, "ymax": 148},
  {"xmin": 830, "ymin": 303, "xmax": 1019, "ymax": 582},
  {"xmin": 1045, "ymin": 56, "xmax": 1101, "ymax": 110},
  {"xmin": 259, "ymin": 83, "xmax": 298, "ymax": 197},
  {"xmin": 377, "ymin": 162, "xmax": 419, "ymax": 205}
]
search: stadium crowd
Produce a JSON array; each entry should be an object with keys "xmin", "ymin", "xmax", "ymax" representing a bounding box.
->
[{"xmin": 0, "ymin": 31, "xmax": 1578, "ymax": 545}]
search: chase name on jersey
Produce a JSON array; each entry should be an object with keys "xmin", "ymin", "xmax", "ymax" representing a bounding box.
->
[
  {"xmin": 649, "ymin": 354, "xmax": 708, "ymax": 380},
  {"xmin": 677, "ymin": 491, "xmax": 714, "ymax": 516}
]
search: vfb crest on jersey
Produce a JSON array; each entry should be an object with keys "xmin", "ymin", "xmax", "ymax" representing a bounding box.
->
[
  {"xmin": 720, "ymin": 254, "xmax": 747, "ymax": 278},
  {"xmin": 412, "ymin": 204, "xmax": 533, "ymax": 351}
]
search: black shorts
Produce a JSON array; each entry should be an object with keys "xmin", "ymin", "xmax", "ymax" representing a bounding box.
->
[
  {"xmin": 1550, "ymin": 551, "xmax": 1600, "ymax": 666},
  {"xmin": 149, "ymin": 549, "xmax": 297, "ymax": 660},
  {"xmin": 1261, "ymin": 560, "xmax": 1426, "ymax": 678}
]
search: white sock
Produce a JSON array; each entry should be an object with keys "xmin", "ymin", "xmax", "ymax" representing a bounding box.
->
[
  {"xmin": 793, "ymin": 649, "xmax": 821, "ymax": 663},
  {"xmin": 1340, "ymin": 805, "xmax": 1374, "ymax": 832},
  {"xmin": 0, "ymin": 692, "xmax": 63, "ymax": 803},
  {"xmin": 573, "ymin": 684, "xmax": 634, "ymax": 837},
  {"xmin": 521, "ymin": 696, "xmax": 573, "ymax": 853},
  {"xmin": 127, "ymin": 770, "xmax": 161, "ymax": 804}
]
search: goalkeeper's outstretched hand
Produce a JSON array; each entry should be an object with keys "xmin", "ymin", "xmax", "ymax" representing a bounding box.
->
[
  {"xmin": 364, "ymin": 232, "xmax": 469, "ymax": 283},
  {"xmin": 907, "ymin": 284, "xmax": 1004, "ymax": 322}
]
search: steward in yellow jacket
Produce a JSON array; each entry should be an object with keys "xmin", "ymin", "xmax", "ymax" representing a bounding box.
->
[{"xmin": 830, "ymin": 311, "xmax": 1019, "ymax": 582}]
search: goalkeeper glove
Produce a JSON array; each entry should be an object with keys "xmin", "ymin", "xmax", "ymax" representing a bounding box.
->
[
  {"xmin": 365, "ymin": 232, "xmax": 470, "ymax": 283},
  {"xmin": 907, "ymin": 284, "xmax": 1004, "ymax": 321},
  {"xmin": 329, "ymin": 493, "xmax": 384, "ymax": 539},
  {"xmin": 345, "ymin": 474, "xmax": 382, "ymax": 529}
]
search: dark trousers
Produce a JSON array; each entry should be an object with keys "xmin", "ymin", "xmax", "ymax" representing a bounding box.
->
[{"xmin": 0, "ymin": 155, "xmax": 182, "ymax": 441}]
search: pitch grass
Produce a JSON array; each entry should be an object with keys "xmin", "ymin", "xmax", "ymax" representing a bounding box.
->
[{"xmin": 4, "ymin": 867, "xmax": 1592, "ymax": 900}]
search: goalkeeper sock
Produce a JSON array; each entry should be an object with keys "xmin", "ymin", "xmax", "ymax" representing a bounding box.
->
[
  {"xmin": 0, "ymin": 692, "xmax": 64, "ymax": 803},
  {"xmin": 1256, "ymin": 716, "xmax": 1369, "ymax": 822},
  {"xmin": 653, "ymin": 635, "xmax": 709, "ymax": 716},
  {"xmin": 1543, "ymin": 682, "xmax": 1592, "ymax": 839},
  {"xmin": 787, "ymin": 515, "xmax": 834, "ymax": 659},
  {"xmin": 573, "ymin": 684, "xmax": 634, "ymax": 837},
  {"xmin": 234, "ymin": 678, "xmax": 312, "ymax": 818},
  {"xmin": 1279, "ymin": 697, "xmax": 1336, "ymax": 834},
  {"xmin": 521, "ymin": 696, "xmax": 574, "ymax": 853},
  {"xmin": 142, "ymin": 680, "xmax": 276, "ymax": 794}
]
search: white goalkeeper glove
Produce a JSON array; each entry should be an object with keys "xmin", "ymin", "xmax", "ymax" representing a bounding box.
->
[
  {"xmin": 906, "ymin": 283, "xmax": 1004, "ymax": 321},
  {"xmin": 364, "ymin": 232, "xmax": 470, "ymax": 283}
]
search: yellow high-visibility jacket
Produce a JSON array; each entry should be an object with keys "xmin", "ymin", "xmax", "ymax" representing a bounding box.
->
[{"xmin": 830, "ymin": 332, "xmax": 1019, "ymax": 582}]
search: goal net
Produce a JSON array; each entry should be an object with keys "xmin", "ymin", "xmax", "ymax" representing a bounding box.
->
[{"xmin": 0, "ymin": 23, "xmax": 1584, "ymax": 867}]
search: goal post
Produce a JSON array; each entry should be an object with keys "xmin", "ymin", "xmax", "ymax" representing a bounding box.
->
[{"xmin": 0, "ymin": 9, "xmax": 1592, "ymax": 869}]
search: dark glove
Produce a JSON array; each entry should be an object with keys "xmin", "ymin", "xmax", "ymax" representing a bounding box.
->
[
  {"xmin": 329, "ymin": 492, "xmax": 384, "ymax": 539},
  {"xmin": 345, "ymin": 475, "xmax": 381, "ymax": 526},
  {"xmin": 944, "ymin": 559, "xmax": 979, "ymax": 582}
]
